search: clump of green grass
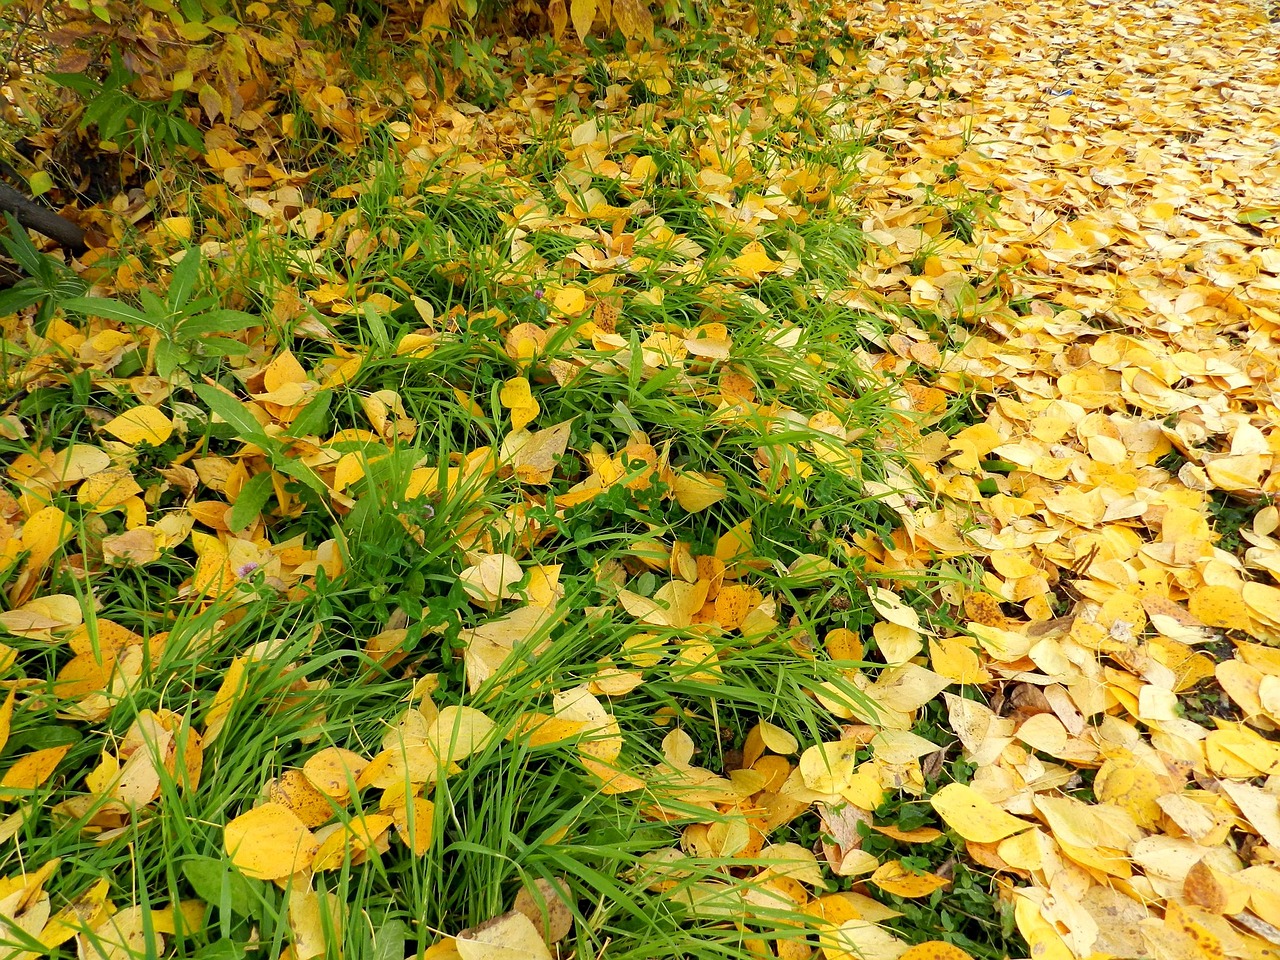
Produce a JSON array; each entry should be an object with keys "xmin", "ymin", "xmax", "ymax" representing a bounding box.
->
[{"xmin": 0, "ymin": 14, "xmax": 1020, "ymax": 960}]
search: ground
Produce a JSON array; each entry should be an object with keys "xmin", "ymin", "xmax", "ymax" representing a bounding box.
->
[{"xmin": 0, "ymin": 0, "xmax": 1279, "ymax": 958}]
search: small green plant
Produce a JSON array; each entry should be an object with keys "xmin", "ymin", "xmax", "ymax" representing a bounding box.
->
[
  {"xmin": 1208, "ymin": 490, "xmax": 1269, "ymax": 553},
  {"xmin": 0, "ymin": 213, "xmax": 87, "ymax": 330},
  {"xmin": 48, "ymin": 49, "xmax": 203, "ymax": 157},
  {"xmin": 62, "ymin": 248, "xmax": 257, "ymax": 379}
]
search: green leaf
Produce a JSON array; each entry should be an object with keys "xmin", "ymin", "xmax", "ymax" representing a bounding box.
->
[
  {"xmin": 139, "ymin": 288, "xmax": 169, "ymax": 322},
  {"xmin": 227, "ymin": 471, "xmax": 274, "ymax": 532},
  {"xmin": 179, "ymin": 309, "xmax": 259, "ymax": 337},
  {"xmin": 46, "ymin": 72, "xmax": 100, "ymax": 97},
  {"xmin": 1238, "ymin": 208, "xmax": 1279, "ymax": 225},
  {"xmin": 62, "ymin": 296, "xmax": 151, "ymax": 327},
  {"xmin": 182, "ymin": 858, "xmax": 254, "ymax": 918},
  {"xmin": 285, "ymin": 390, "xmax": 333, "ymax": 439},
  {"xmin": 168, "ymin": 248, "xmax": 201, "ymax": 310},
  {"xmin": 1, "ymin": 212, "xmax": 51, "ymax": 277},
  {"xmin": 361, "ymin": 301, "xmax": 390, "ymax": 350},
  {"xmin": 192, "ymin": 384, "xmax": 271, "ymax": 444},
  {"xmin": 200, "ymin": 336, "xmax": 251, "ymax": 357},
  {"xmin": 274, "ymin": 457, "xmax": 327, "ymax": 496},
  {"xmin": 154, "ymin": 339, "xmax": 183, "ymax": 379},
  {"xmin": 372, "ymin": 920, "xmax": 407, "ymax": 960},
  {"xmin": 27, "ymin": 172, "xmax": 53, "ymax": 198},
  {"xmin": 177, "ymin": 20, "xmax": 213, "ymax": 41},
  {"xmin": 0, "ymin": 286, "xmax": 45, "ymax": 317},
  {"xmin": 192, "ymin": 942, "xmax": 244, "ymax": 960}
]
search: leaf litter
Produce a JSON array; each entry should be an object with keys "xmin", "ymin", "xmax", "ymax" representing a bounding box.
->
[{"xmin": 1, "ymin": 0, "xmax": 1280, "ymax": 956}]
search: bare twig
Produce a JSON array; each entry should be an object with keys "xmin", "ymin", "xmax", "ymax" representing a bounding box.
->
[{"xmin": 0, "ymin": 183, "xmax": 84, "ymax": 250}]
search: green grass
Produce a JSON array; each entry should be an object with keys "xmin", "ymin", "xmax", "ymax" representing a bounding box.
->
[{"xmin": 0, "ymin": 11, "xmax": 1028, "ymax": 960}]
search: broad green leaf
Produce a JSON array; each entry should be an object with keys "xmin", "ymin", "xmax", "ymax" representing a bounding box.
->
[
  {"xmin": 274, "ymin": 457, "xmax": 327, "ymax": 496},
  {"xmin": 1238, "ymin": 208, "xmax": 1278, "ymax": 225},
  {"xmin": 201, "ymin": 336, "xmax": 251, "ymax": 357},
  {"xmin": 285, "ymin": 390, "xmax": 333, "ymax": 439},
  {"xmin": 154, "ymin": 339, "xmax": 183, "ymax": 379},
  {"xmin": 228, "ymin": 472, "xmax": 274, "ymax": 532},
  {"xmin": 27, "ymin": 171, "xmax": 53, "ymax": 197},
  {"xmin": 192, "ymin": 384, "xmax": 271, "ymax": 444},
  {"xmin": 372, "ymin": 921, "xmax": 407, "ymax": 960},
  {"xmin": 0, "ymin": 286, "xmax": 45, "ymax": 317},
  {"xmin": 168, "ymin": 248, "xmax": 202, "ymax": 310},
  {"xmin": 62, "ymin": 296, "xmax": 151, "ymax": 326},
  {"xmin": 1, "ymin": 212, "xmax": 52, "ymax": 277},
  {"xmin": 179, "ymin": 309, "xmax": 259, "ymax": 337},
  {"xmin": 181, "ymin": 858, "xmax": 254, "ymax": 918}
]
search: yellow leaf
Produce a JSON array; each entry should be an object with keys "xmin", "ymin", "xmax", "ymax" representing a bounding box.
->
[
  {"xmin": 28, "ymin": 170, "xmax": 53, "ymax": 197},
  {"xmin": 570, "ymin": 0, "xmax": 597, "ymax": 40},
  {"xmin": 930, "ymin": 783, "xmax": 1033, "ymax": 842},
  {"xmin": 550, "ymin": 286, "xmax": 586, "ymax": 316},
  {"xmin": 18, "ymin": 505, "xmax": 71, "ymax": 575},
  {"xmin": 714, "ymin": 583, "xmax": 761, "ymax": 630},
  {"xmin": 672, "ymin": 471, "xmax": 726, "ymax": 512},
  {"xmin": 500, "ymin": 419, "xmax": 573, "ymax": 486},
  {"xmin": 0, "ymin": 594, "xmax": 83, "ymax": 637},
  {"xmin": 509, "ymin": 713, "xmax": 587, "ymax": 747},
  {"xmin": 391, "ymin": 797, "xmax": 435, "ymax": 855},
  {"xmin": 0, "ymin": 744, "xmax": 71, "ymax": 797},
  {"xmin": 160, "ymin": 216, "xmax": 193, "ymax": 241},
  {"xmin": 871, "ymin": 861, "xmax": 951, "ymax": 898},
  {"xmin": 78, "ymin": 467, "xmax": 143, "ymax": 511},
  {"xmin": 1012, "ymin": 895, "xmax": 1074, "ymax": 960},
  {"xmin": 456, "ymin": 911, "xmax": 553, "ymax": 960},
  {"xmin": 612, "ymin": 0, "xmax": 654, "ymax": 42},
  {"xmin": 928, "ymin": 637, "xmax": 990, "ymax": 684},
  {"xmin": 513, "ymin": 877, "xmax": 574, "ymax": 945},
  {"xmin": 728, "ymin": 241, "xmax": 780, "ymax": 282},
  {"xmin": 311, "ymin": 813, "xmax": 394, "ymax": 871},
  {"xmin": 81, "ymin": 906, "xmax": 162, "ymax": 960},
  {"xmin": 580, "ymin": 754, "xmax": 646, "ymax": 793},
  {"xmin": 302, "ymin": 747, "xmax": 369, "ymax": 802},
  {"xmin": 203, "ymin": 656, "xmax": 247, "ymax": 744},
  {"xmin": 48, "ymin": 444, "xmax": 110, "ymax": 485},
  {"xmin": 899, "ymin": 942, "xmax": 976, "ymax": 960},
  {"xmin": 715, "ymin": 519, "xmax": 753, "ymax": 568},
  {"xmin": 39, "ymin": 878, "xmax": 111, "ymax": 948},
  {"xmin": 1188, "ymin": 584, "xmax": 1250, "ymax": 630},
  {"xmin": 0, "ymin": 689, "xmax": 14, "ymax": 754},
  {"xmin": 289, "ymin": 884, "xmax": 341, "ymax": 960},
  {"xmin": 548, "ymin": 0, "xmax": 568, "ymax": 37},
  {"xmin": 150, "ymin": 899, "xmax": 206, "ymax": 936},
  {"xmin": 103, "ymin": 405, "xmax": 175, "ymax": 446},
  {"xmin": 1033, "ymin": 793, "xmax": 1143, "ymax": 850},
  {"xmin": 499, "ymin": 377, "xmax": 539, "ymax": 432},
  {"xmin": 224, "ymin": 803, "xmax": 319, "ymax": 880},
  {"xmin": 427, "ymin": 706, "xmax": 496, "ymax": 763},
  {"xmin": 190, "ymin": 531, "xmax": 235, "ymax": 600},
  {"xmin": 798, "ymin": 740, "xmax": 860, "ymax": 795},
  {"xmin": 822, "ymin": 920, "xmax": 910, "ymax": 960},
  {"xmin": 269, "ymin": 770, "xmax": 337, "ymax": 829}
]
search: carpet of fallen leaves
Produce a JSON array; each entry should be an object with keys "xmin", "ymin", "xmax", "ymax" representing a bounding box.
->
[{"xmin": 3, "ymin": 0, "xmax": 1280, "ymax": 956}]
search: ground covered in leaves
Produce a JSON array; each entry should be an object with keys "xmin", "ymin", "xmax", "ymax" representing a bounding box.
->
[{"xmin": 2, "ymin": 0, "xmax": 1280, "ymax": 957}]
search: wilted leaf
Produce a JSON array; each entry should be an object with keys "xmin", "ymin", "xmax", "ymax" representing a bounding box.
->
[{"xmin": 456, "ymin": 911, "xmax": 554, "ymax": 960}]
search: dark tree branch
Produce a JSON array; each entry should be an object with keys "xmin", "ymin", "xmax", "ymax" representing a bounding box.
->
[{"xmin": 0, "ymin": 183, "xmax": 85, "ymax": 251}]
